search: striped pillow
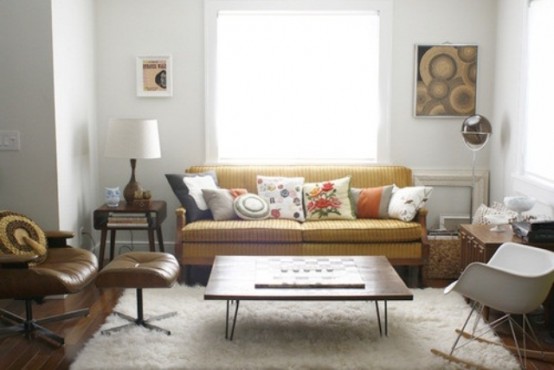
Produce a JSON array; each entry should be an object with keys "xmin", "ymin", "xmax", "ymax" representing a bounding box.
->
[{"xmin": 351, "ymin": 185, "xmax": 394, "ymax": 219}]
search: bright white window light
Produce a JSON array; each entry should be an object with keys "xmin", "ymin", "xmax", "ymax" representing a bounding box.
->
[
  {"xmin": 524, "ymin": 0, "xmax": 554, "ymax": 182},
  {"xmin": 214, "ymin": 10, "xmax": 380, "ymax": 163}
]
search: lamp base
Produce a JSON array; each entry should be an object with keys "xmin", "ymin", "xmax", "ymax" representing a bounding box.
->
[
  {"xmin": 123, "ymin": 158, "xmax": 143, "ymax": 204},
  {"xmin": 123, "ymin": 180, "xmax": 143, "ymax": 204}
]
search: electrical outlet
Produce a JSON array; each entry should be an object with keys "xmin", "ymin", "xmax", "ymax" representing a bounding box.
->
[
  {"xmin": 0, "ymin": 130, "xmax": 20, "ymax": 151},
  {"xmin": 80, "ymin": 226, "xmax": 86, "ymax": 236}
]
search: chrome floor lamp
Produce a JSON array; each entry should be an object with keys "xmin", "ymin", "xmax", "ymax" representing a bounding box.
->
[{"xmin": 461, "ymin": 114, "xmax": 492, "ymax": 223}]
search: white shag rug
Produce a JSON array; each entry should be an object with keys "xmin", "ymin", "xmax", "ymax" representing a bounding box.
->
[{"xmin": 71, "ymin": 286, "xmax": 519, "ymax": 370}]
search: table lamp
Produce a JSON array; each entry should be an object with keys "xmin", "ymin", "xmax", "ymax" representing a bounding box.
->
[
  {"xmin": 105, "ymin": 118, "xmax": 161, "ymax": 203},
  {"xmin": 461, "ymin": 114, "xmax": 492, "ymax": 223}
]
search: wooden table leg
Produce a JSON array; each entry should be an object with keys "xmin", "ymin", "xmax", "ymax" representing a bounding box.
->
[
  {"xmin": 156, "ymin": 227, "xmax": 165, "ymax": 252},
  {"xmin": 109, "ymin": 230, "xmax": 116, "ymax": 261},
  {"xmin": 99, "ymin": 229, "xmax": 108, "ymax": 269},
  {"xmin": 148, "ymin": 230, "xmax": 155, "ymax": 252}
]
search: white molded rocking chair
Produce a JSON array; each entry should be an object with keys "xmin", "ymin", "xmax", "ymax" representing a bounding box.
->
[{"xmin": 432, "ymin": 242, "xmax": 554, "ymax": 369}]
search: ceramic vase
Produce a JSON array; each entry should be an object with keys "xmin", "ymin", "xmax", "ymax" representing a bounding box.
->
[{"xmin": 105, "ymin": 187, "xmax": 121, "ymax": 207}]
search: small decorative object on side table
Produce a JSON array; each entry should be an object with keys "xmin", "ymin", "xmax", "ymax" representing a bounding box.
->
[{"xmin": 93, "ymin": 200, "xmax": 167, "ymax": 269}]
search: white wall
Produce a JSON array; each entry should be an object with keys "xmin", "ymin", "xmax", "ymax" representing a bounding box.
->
[
  {"xmin": 96, "ymin": 0, "xmax": 205, "ymax": 247},
  {"xmin": 392, "ymin": 0, "xmax": 497, "ymax": 227},
  {"xmin": 0, "ymin": 0, "xmax": 59, "ymax": 228},
  {"xmin": 493, "ymin": 0, "xmax": 553, "ymax": 217},
  {"xmin": 3, "ymin": 0, "xmax": 533, "ymax": 249},
  {"xmin": 392, "ymin": 0, "xmax": 496, "ymax": 169},
  {"xmin": 491, "ymin": 0, "xmax": 525, "ymax": 206},
  {"xmin": 95, "ymin": 0, "xmax": 498, "ymax": 237},
  {"xmin": 52, "ymin": 0, "xmax": 98, "ymax": 247}
]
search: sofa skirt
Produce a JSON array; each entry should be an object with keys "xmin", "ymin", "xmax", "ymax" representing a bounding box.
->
[{"xmin": 180, "ymin": 241, "xmax": 424, "ymax": 266}]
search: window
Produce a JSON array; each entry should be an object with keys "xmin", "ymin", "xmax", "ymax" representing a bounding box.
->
[
  {"xmin": 523, "ymin": 0, "xmax": 554, "ymax": 182},
  {"xmin": 205, "ymin": 0, "xmax": 392, "ymax": 164},
  {"xmin": 515, "ymin": 0, "xmax": 554, "ymax": 204}
]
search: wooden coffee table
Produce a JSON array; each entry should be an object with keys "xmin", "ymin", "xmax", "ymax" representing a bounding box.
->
[{"xmin": 204, "ymin": 255, "xmax": 413, "ymax": 340}]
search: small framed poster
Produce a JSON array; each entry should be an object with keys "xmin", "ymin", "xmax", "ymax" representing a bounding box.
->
[
  {"xmin": 414, "ymin": 44, "xmax": 478, "ymax": 118},
  {"xmin": 136, "ymin": 55, "xmax": 172, "ymax": 97}
]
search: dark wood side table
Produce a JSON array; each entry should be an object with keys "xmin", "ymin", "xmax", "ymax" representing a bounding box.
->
[
  {"xmin": 93, "ymin": 200, "xmax": 167, "ymax": 269},
  {"xmin": 459, "ymin": 224, "xmax": 554, "ymax": 271}
]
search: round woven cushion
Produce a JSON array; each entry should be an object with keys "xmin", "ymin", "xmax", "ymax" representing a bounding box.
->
[
  {"xmin": 233, "ymin": 194, "xmax": 270, "ymax": 220},
  {"xmin": 0, "ymin": 211, "xmax": 48, "ymax": 264}
]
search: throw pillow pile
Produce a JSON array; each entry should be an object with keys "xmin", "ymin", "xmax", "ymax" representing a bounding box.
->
[{"xmin": 166, "ymin": 171, "xmax": 433, "ymax": 223}]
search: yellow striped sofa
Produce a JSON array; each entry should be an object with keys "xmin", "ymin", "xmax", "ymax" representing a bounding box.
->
[{"xmin": 174, "ymin": 165, "xmax": 430, "ymax": 285}]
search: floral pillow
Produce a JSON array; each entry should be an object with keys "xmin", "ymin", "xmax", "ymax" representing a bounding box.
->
[
  {"xmin": 256, "ymin": 176, "xmax": 305, "ymax": 221},
  {"xmin": 388, "ymin": 186, "xmax": 432, "ymax": 222},
  {"xmin": 302, "ymin": 176, "xmax": 355, "ymax": 221}
]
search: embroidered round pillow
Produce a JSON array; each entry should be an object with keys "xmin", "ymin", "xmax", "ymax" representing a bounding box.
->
[
  {"xmin": 233, "ymin": 194, "xmax": 270, "ymax": 220},
  {"xmin": 0, "ymin": 210, "xmax": 48, "ymax": 264}
]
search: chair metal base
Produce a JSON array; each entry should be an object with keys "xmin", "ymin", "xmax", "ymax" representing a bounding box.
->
[
  {"xmin": 432, "ymin": 302, "xmax": 547, "ymax": 370},
  {"xmin": 101, "ymin": 288, "xmax": 176, "ymax": 336},
  {"xmin": 0, "ymin": 299, "xmax": 89, "ymax": 346}
]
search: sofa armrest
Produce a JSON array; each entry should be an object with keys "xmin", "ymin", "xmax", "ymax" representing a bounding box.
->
[
  {"xmin": 175, "ymin": 207, "xmax": 187, "ymax": 260},
  {"xmin": 415, "ymin": 208, "xmax": 430, "ymax": 260},
  {"xmin": 0, "ymin": 254, "xmax": 39, "ymax": 268}
]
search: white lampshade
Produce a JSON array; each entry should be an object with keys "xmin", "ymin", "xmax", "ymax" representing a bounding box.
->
[{"xmin": 105, "ymin": 118, "xmax": 161, "ymax": 159}]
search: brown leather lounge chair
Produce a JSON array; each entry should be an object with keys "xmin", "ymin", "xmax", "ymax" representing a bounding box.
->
[{"xmin": 0, "ymin": 211, "xmax": 98, "ymax": 346}]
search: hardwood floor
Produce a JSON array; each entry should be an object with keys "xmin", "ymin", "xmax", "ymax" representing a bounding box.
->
[
  {"xmin": 2, "ymin": 278, "xmax": 554, "ymax": 369},
  {"xmin": 0, "ymin": 285, "xmax": 122, "ymax": 370}
]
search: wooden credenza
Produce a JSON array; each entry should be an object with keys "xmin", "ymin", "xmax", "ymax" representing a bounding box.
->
[{"xmin": 459, "ymin": 224, "xmax": 554, "ymax": 271}]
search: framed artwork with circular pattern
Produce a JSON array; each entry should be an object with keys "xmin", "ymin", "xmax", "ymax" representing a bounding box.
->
[{"xmin": 414, "ymin": 44, "xmax": 478, "ymax": 118}]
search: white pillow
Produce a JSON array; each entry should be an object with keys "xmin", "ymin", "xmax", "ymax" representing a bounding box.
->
[
  {"xmin": 183, "ymin": 175, "xmax": 218, "ymax": 211},
  {"xmin": 388, "ymin": 186, "xmax": 432, "ymax": 222},
  {"xmin": 256, "ymin": 176, "xmax": 305, "ymax": 221},
  {"xmin": 473, "ymin": 203, "xmax": 517, "ymax": 225}
]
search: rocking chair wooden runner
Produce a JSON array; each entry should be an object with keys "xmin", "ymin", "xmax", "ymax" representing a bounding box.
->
[{"xmin": 432, "ymin": 242, "xmax": 554, "ymax": 369}]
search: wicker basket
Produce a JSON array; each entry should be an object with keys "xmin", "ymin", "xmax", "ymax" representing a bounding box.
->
[{"xmin": 425, "ymin": 235, "xmax": 461, "ymax": 280}]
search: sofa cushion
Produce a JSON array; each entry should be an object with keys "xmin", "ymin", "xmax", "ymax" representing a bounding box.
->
[
  {"xmin": 187, "ymin": 165, "xmax": 414, "ymax": 192},
  {"xmin": 182, "ymin": 219, "xmax": 303, "ymax": 243},
  {"xmin": 303, "ymin": 176, "xmax": 355, "ymax": 221},
  {"xmin": 388, "ymin": 186, "xmax": 432, "ymax": 222},
  {"xmin": 166, "ymin": 172, "xmax": 219, "ymax": 223},
  {"xmin": 301, "ymin": 219, "xmax": 422, "ymax": 243},
  {"xmin": 256, "ymin": 176, "xmax": 305, "ymax": 221}
]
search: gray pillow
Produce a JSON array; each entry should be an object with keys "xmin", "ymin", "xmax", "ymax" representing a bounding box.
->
[
  {"xmin": 165, "ymin": 172, "xmax": 218, "ymax": 223},
  {"xmin": 202, "ymin": 188, "xmax": 239, "ymax": 221}
]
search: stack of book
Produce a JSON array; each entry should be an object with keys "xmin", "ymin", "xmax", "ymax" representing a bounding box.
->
[{"xmin": 106, "ymin": 212, "xmax": 150, "ymax": 228}]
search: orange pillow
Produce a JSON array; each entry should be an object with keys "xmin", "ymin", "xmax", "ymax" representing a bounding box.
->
[{"xmin": 354, "ymin": 185, "xmax": 394, "ymax": 219}]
